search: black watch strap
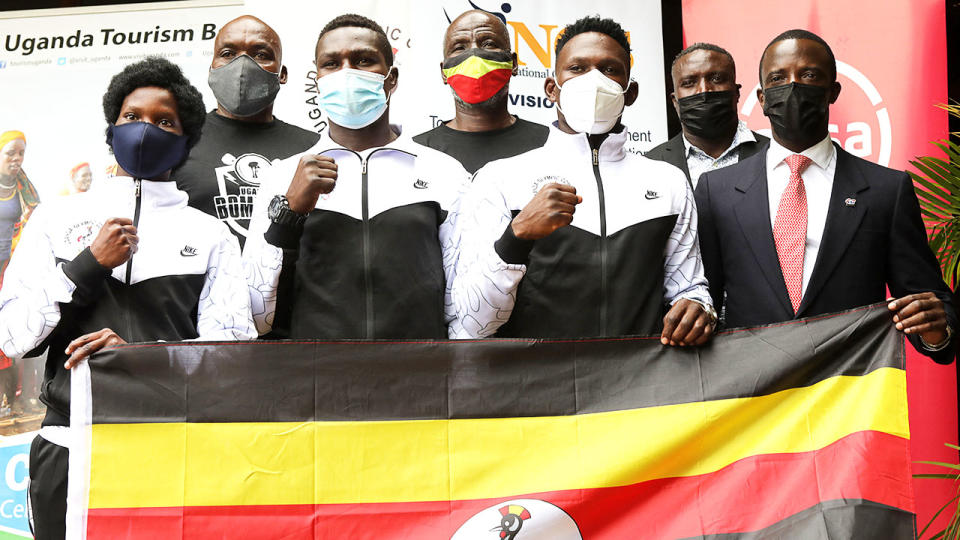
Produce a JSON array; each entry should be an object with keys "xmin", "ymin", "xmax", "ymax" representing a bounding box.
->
[{"xmin": 268, "ymin": 195, "xmax": 308, "ymax": 227}]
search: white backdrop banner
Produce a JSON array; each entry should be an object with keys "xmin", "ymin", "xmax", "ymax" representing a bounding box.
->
[{"xmin": 0, "ymin": 0, "xmax": 666, "ymax": 198}]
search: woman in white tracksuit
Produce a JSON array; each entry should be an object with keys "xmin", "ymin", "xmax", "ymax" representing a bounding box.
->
[{"xmin": 0, "ymin": 56, "xmax": 256, "ymax": 539}]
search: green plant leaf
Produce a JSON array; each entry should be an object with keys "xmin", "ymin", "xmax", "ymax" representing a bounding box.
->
[
  {"xmin": 912, "ymin": 172, "xmax": 958, "ymax": 203},
  {"xmin": 919, "ymin": 493, "xmax": 960, "ymax": 538},
  {"xmin": 916, "ymin": 156, "xmax": 960, "ymax": 187}
]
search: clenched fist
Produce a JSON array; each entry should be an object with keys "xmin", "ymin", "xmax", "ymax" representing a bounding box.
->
[
  {"xmin": 286, "ymin": 155, "xmax": 338, "ymax": 214},
  {"xmin": 90, "ymin": 217, "xmax": 138, "ymax": 268},
  {"xmin": 511, "ymin": 183, "xmax": 582, "ymax": 240}
]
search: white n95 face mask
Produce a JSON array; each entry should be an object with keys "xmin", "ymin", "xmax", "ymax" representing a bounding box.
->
[{"xmin": 556, "ymin": 69, "xmax": 628, "ymax": 134}]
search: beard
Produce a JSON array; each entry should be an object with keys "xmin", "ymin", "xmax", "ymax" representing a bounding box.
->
[{"xmin": 451, "ymin": 84, "xmax": 510, "ymax": 112}]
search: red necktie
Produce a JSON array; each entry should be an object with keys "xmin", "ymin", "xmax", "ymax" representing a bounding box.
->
[{"xmin": 773, "ymin": 154, "xmax": 812, "ymax": 313}]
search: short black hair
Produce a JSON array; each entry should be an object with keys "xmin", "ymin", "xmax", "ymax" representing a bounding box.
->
[
  {"xmin": 102, "ymin": 56, "xmax": 205, "ymax": 149},
  {"xmin": 760, "ymin": 28, "xmax": 836, "ymax": 82},
  {"xmin": 671, "ymin": 42, "xmax": 734, "ymax": 72},
  {"xmin": 555, "ymin": 15, "xmax": 631, "ymax": 65},
  {"xmin": 317, "ymin": 14, "xmax": 394, "ymax": 67}
]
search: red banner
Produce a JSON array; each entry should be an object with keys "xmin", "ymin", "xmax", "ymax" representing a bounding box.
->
[{"xmin": 680, "ymin": 0, "xmax": 955, "ymax": 533}]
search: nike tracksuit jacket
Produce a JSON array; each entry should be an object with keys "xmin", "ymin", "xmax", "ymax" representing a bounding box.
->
[
  {"xmin": 0, "ymin": 176, "xmax": 256, "ymax": 428},
  {"xmin": 450, "ymin": 124, "xmax": 712, "ymax": 338},
  {"xmin": 243, "ymin": 131, "xmax": 469, "ymax": 339}
]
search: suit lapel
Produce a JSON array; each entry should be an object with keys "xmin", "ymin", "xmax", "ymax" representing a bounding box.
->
[
  {"xmin": 662, "ymin": 135, "xmax": 692, "ymax": 188},
  {"xmin": 732, "ymin": 150, "xmax": 794, "ymax": 316},
  {"xmin": 737, "ymin": 137, "xmax": 769, "ymax": 161},
  {"xmin": 797, "ymin": 147, "xmax": 869, "ymax": 316}
]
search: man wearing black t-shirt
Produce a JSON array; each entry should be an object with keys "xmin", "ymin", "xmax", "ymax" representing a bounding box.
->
[
  {"xmin": 413, "ymin": 10, "xmax": 548, "ymax": 174},
  {"xmin": 172, "ymin": 15, "xmax": 318, "ymax": 248}
]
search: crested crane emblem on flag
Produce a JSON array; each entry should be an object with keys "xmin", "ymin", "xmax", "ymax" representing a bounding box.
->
[
  {"xmin": 498, "ymin": 504, "xmax": 530, "ymax": 539},
  {"xmin": 450, "ymin": 499, "xmax": 581, "ymax": 540}
]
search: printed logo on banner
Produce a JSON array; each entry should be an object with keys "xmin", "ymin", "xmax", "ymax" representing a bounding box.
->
[
  {"xmin": 213, "ymin": 152, "xmax": 275, "ymax": 238},
  {"xmin": 0, "ymin": 437, "xmax": 32, "ymax": 538},
  {"xmin": 451, "ymin": 499, "xmax": 582, "ymax": 539},
  {"xmin": 741, "ymin": 60, "xmax": 892, "ymax": 166}
]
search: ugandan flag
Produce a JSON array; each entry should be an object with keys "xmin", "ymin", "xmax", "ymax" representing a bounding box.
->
[
  {"xmin": 66, "ymin": 304, "xmax": 915, "ymax": 539},
  {"xmin": 442, "ymin": 48, "xmax": 513, "ymax": 104}
]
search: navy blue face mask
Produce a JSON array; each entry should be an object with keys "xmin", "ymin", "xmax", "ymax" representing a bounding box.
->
[{"xmin": 106, "ymin": 122, "xmax": 188, "ymax": 179}]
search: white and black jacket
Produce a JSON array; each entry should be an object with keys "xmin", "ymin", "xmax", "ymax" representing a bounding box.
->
[
  {"xmin": 244, "ymin": 131, "xmax": 469, "ymax": 339},
  {"xmin": 451, "ymin": 124, "xmax": 712, "ymax": 338},
  {"xmin": 0, "ymin": 176, "xmax": 256, "ymax": 426}
]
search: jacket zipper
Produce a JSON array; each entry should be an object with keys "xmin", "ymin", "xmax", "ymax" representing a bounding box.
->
[
  {"xmin": 125, "ymin": 179, "xmax": 142, "ymax": 285},
  {"xmin": 361, "ymin": 158, "xmax": 373, "ymax": 338},
  {"xmin": 124, "ymin": 178, "xmax": 142, "ymax": 341},
  {"xmin": 591, "ymin": 147, "xmax": 608, "ymax": 336},
  {"xmin": 325, "ymin": 146, "xmax": 416, "ymax": 339}
]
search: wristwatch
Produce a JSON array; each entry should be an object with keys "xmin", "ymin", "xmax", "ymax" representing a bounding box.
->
[{"xmin": 268, "ymin": 195, "xmax": 308, "ymax": 227}]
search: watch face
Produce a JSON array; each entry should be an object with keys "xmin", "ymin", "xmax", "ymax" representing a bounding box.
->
[{"xmin": 268, "ymin": 195, "xmax": 284, "ymax": 220}]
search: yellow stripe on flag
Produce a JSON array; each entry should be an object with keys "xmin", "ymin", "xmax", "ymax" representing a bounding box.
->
[
  {"xmin": 89, "ymin": 367, "xmax": 908, "ymax": 509},
  {"xmin": 441, "ymin": 54, "xmax": 513, "ymax": 79}
]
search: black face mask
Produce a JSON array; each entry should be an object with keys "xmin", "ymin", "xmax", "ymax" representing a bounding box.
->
[
  {"xmin": 762, "ymin": 82, "xmax": 830, "ymax": 147},
  {"xmin": 675, "ymin": 90, "xmax": 739, "ymax": 140}
]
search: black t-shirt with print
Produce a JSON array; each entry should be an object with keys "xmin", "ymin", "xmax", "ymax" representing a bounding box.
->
[
  {"xmin": 172, "ymin": 111, "xmax": 319, "ymax": 248},
  {"xmin": 412, "ymin": 117, "xmax": 549, "ymax": 174}
]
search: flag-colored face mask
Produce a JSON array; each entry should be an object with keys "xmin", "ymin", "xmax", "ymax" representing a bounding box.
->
[{"xmin": 442, "ymin": 49, "xmax": 513, "ymax": 104}]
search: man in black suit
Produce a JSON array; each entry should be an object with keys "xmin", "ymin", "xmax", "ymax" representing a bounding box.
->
[
  {"xmin": 647, "ymin": 42, "xmax": 768, "ymax": 189},
  {"xmin": 695, "ymin": 29, "xmax": 956, "ymax": 363}
]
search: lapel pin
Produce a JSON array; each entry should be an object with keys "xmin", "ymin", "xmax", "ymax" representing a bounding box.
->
[{"xmin": 844, "ymin": 197, "xmax": 857, "ymax": 207}]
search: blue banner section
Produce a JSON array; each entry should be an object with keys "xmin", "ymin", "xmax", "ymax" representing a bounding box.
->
[{"xmin": 0, "ymin": 433, "xmax": 33, "ymax": 538}]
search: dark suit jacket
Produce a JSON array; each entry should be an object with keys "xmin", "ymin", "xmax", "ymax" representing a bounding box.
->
[
  {"xmin": 645, "ymin": 131, "xmax": 770, "ymax": 188},
  {"xmin": 695, "ymin": 144, "xmax": 957, "ymax": 364}
]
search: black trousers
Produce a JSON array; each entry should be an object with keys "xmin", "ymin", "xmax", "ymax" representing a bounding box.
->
[{"xmin": 29, "ymin": 435, "xmax": 68, "ymax": 540}]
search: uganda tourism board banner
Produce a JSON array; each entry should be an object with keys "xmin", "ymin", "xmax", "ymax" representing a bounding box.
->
[
  {"xmin": 679, "ymin": 0, "xmax": 955, "ymax": 532},
  {"xmin": 64, "ymin": 304, "xmax": 915, "ymax": 539},
  {"xmin": 0, "ymin": 0, "xmax": 667, "ymax": 202}
]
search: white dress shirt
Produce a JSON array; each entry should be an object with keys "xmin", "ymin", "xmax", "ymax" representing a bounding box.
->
[
  {"xmin": 683, "ymin": 121, "xmax": 757, "ymax": 189},
  {"xmin": 766, "ymin": 135, "xmax": 836, "ymax": 296}
]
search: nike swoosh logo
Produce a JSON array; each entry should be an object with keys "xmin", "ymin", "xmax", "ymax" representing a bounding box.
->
[{"xmin": 180, "ymin": 248, "xmax": 197, "ymax": 257}]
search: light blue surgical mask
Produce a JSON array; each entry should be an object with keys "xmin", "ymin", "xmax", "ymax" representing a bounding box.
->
[{"xmin": 315, "ymin": 67, "xmax": 393, "ymax": 129}]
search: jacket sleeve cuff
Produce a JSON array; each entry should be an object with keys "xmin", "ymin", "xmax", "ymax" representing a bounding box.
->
[
  {"xmin": 494, "ymin": 222, "xmax": 535, "ymax": 265},
  {"xmin": 264, "ymin": 221, "xmax": 304, "ymax": 250},
  {"xmin": 62, "ymin": 247, "xmax": 111, "ymax": 289}
]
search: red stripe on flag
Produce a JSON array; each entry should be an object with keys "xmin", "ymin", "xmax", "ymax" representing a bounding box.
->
[{"xmin": 87, "ymin": 430, "xmax": 912, "ymax": 539}]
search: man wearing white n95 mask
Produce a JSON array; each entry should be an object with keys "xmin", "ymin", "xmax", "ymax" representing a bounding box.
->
[
  {"xmin": 451, "ymin": 15, "xmax": 715, "ymax": 344},
  {"xmin": 244, "ymin": 14, "xmax": 468, "ymax": 339}
]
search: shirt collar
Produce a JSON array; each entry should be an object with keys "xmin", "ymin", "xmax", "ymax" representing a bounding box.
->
[
  {"xmin": 682, "ymin": 120, "xmax": 757, "ymax": 160},
  {"xmin": 768, "ymin": 134, "xmax": 835, "ymax": 170}
]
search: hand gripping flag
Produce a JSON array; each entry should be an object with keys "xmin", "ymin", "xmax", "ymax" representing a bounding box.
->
[{"xmin": 66, "ymin": 304, "xmax": 915, "ymax": 539}]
